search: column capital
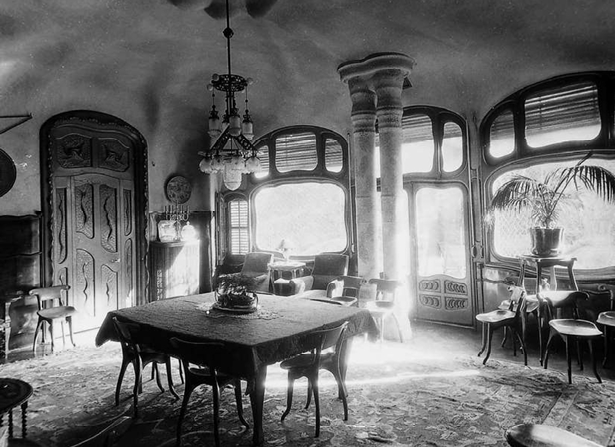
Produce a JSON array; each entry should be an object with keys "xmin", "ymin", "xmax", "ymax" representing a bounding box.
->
[{"xmin": 337, "ymin": 52, "xmax": 415, "ymax": 87}]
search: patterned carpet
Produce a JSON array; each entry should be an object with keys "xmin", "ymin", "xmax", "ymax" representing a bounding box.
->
[{"xmin": 3, "ymin": 338, "xmax": 615, "ymax": 447}]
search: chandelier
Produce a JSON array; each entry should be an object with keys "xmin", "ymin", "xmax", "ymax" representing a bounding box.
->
[{"xmin": 198, "ymin": 0, "xmax": 261, "ymax": 190}]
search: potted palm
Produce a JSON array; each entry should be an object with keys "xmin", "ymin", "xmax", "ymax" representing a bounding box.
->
[{"xmin": 489, "ymin": 153, "xmax": 615, "ymax": 256}]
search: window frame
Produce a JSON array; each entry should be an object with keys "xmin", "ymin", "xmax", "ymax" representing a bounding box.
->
[{"xmin": 480, "ymin": 72, "xmax": 615, "ymax": 277}]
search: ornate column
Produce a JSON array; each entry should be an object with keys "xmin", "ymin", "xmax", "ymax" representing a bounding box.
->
[
  {"xmin": 373, "ymin": 69, "xmax": 406, "ymax": 281},
  {"xmin": 338, "ymin": 53, "xmax": 414, "ymax": 281},
  {"xmin": 346, "ymin": 77, "xmax": 380, "ymax": 280}
]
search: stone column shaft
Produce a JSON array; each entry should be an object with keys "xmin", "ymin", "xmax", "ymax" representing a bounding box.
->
[{"xmin": 348, "ymin": 78, "xmax": 380, "ymax": 280}]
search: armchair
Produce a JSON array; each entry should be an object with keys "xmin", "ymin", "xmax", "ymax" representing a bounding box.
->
[
  {"xmin": 286, "ymin": 254, "xmax": 349, "ymax": 299},
  {"xmin": 215, "ymin": 252, "xmax": 274, "ymax": 293}
]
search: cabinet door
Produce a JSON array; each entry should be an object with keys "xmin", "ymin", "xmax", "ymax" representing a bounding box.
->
[{"xmin": 150, "ymin": 241, "xmax": 200, "ymax": 300}]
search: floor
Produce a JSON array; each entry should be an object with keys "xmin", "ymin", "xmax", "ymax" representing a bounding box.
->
[{"xmin": 5, "ymin": 317, "xmax": 615, "ymax": 383}]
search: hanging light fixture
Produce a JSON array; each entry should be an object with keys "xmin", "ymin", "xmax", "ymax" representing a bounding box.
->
[{"xmin": 198, "ymin": 0, "xmax": 261, "ymax": 190}]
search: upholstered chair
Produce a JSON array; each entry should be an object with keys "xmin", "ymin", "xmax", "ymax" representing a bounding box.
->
[{"xmin": 286, "ymin": 254, "xmax": 349, "ymax": 299}]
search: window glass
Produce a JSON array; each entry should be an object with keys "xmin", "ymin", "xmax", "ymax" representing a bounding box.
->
[
  {"xmin": 491, "ymin": 158, "xmax": 615, "ymax": 269},
  {"xmin": 442, "ymin": 121, "xmax": 463, "ymax": 172},
  {"xmin": 254, "ymin": 182, "xmax": 347, "ymax": 255},
  {"xmin": 415, "ymin": 186, "xmax": 467, "ymax": 278},
  {"xmin": 275, "ymin": 132, "xmax": 318, "ymax": 172},
  {"xmin": 489, "ymin": 109, "xmax": 515, "ymax": 158},
  {"xmin": 228, "ymin": 199, "xmax": 249, "ymax": 254},
  {"xmin": 325, "ymin": 138, "xmax": 343, "ymax": 173},
  {"xmin": 253, "ymin": 143, "xmax": 269, "ymax": 179},
  {"xmin": 402, "ymin": 114, "xmax": 434, "ymax": 173},
  {"xmin": 524, "ymin": 82, "xmax": 601, "ymax": 148}
]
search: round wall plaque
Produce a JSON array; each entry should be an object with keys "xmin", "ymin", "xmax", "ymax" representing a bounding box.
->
[
  {"xmin": 0, "ymin": 148, "xmax": 16, "ymax": 197},
  {"xmin": 165, "ymin": 175, "xmax": 192, "ymax": 204}
]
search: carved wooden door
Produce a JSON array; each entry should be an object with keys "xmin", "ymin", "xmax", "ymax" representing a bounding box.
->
[{"xmin": 47, "ymin": 119, "xmax": 139, "ymax": 332}]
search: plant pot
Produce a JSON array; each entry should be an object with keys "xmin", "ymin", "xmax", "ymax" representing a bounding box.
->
[{"xmin": 530, "ymin": 227, "xmax": 564, "ymax": 257}]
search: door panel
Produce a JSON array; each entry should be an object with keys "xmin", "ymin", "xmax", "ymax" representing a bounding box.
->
[{"xmin": 408, "ymin": 184, "xmax": 474, "ymax": 326}]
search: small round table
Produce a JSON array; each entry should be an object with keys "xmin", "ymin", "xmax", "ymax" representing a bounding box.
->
[{"xmin": 0, "ymin": 378, "xmax": 33, "ymax": 441}]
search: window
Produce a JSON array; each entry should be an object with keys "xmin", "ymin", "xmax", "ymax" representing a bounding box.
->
[
  {"xmin": 253, "ymin": 182, "xmax": 347, "ymax": 255},
  {"xmin": 490, "ymin": 158, "xmax": 615, "ymax": 269},
  {"xmin": 228, "ymin": 199, "xmax": 249, "ymax": 254},
  {"xmin": 275, "ymin": 132, "xmax": 318, "ymax": 173},
  {"xmin": 488, "ymin": 109, "xmax": 515, "ymax": 159},
  {"xmin": 524, "ymin": 82, "xmax": 601, "ymax": 148}
]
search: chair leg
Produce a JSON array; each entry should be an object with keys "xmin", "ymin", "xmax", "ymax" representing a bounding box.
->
[
  {"xmin": 233, "ymin": 379, "xmax": 249, "ymax": 428},
  {"xmin": 603, "ymin": 327, "xmax": 610, "ymax": 368},
  {"xmin": 48, "ymin": 321, "xmax": 55, "ymax": 352},
  {"xmin": 588, "ymin": 339, "xmax": 602, "ymax": 383},
  {"xmin": 153, "ymin": 363, "xmax": 164, "ymax": 392},
  {"xmin": 392, "ymin": 314, "xmax": 404, "ymax": 343},
  {"xmin": 477, "ymin": 323, "xmax": 487, "ymax": 357},
  {"xmin": 32, "ymin": 319, "xmax": 43, "ymax": 352},
  {"xmin": 312, "ymin": 376, "xmax": 321, "ymax": 438},
  {"xmin": 115, "ymin": 358, "xmax": 131, "ymax": 406},
  {"xmin": 177, "ymin": 359, "xmax": 184, "ymax": 384},
  {"xmin": 67, "ymin": 316, "xmax": 76, "ymax": 348},
  {"xmin": 305, "ymin": 380, "xmax": 313, "ymax": 410},
  {"xmin": 332, "ymin": 369, "xmax": 348, "ymax": 421},
  {"xmin": 482, "ymin": 325, "xmax": 494, "ymax": 365},
  {"xmin": 212, "ymin": 384, "xmax": 221, "ymax": 447},
  {"xmin": 543, "ymin": 329, "xmax": 556, "ymax": 369},
  {"xmin": 165, "ymin": 358, "xmax": 179, "ymax": 399},
  {"xmin": 514, "ymin": 327, "xmax": 528, "ymax": 366},
  {"xmin": 176, "ymin": 380, "xmax": 196, "ymax": 446},
  {"xmin": 132, "ymin": 359, "xmax": 142, "ymax": 418},
  {"xmin": 564, "ymin": 336, "xmax": 572, "ymax": 384},
  {"xmin": 280, "ymin": 376, "xmax": 295, "ymax": 422}
]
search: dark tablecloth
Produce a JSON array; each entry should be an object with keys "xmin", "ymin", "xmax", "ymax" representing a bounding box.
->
[{"xmin": 95, "ymin": 293, "xmax": 378, "ymax": 379}]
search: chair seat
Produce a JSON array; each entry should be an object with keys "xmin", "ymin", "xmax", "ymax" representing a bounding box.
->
[
  {"xmin": 280, "ymin": 353, "xmax": 317, "ymax": 370},
  {"xmin": 366, "ymin": 300, "xmax": 394, "ymax": 311},
  {"xmin": 506, "ymin": 423, "xmax": 601, "ymax": 447},
  {"xmin": 548, "ymin": 319, "xmax": 602, "ymax": 337},
  {"xmin": 475, "ymin": 309, "xmax": 515, "ymax": 324},
  {"xmin": 597, "ymin": 310, "xmax": 615, "ymax": 327},
  {"xmin": 37, "ymin": 305, "xmax": 77, "ymax": 320}
]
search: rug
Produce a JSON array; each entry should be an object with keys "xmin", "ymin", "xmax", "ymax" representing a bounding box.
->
[{"xmin": 2, "ymin": 340, "xmax": 615, "ymax": 447}]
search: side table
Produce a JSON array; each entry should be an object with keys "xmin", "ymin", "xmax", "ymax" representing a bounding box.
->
[
  {"xmin": 0, "ymin": 379, "xmax": 33, "ymax": 442},
  {"xmin": 269, "ymin": 261, "xmax": 306, "ymax": 296},
  {"xmin": 518, "ymin": 255, "xmax": 577, "ymax": 294}
]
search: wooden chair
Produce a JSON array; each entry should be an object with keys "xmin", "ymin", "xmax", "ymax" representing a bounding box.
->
[
  {"xmin": 506, "ymin": 423, "xmax": 601, "ymax": 447},
  {"xmin": 112, "ymin": 317, "xmax": 179, "ymax": 417},
  {"xmin": 365, "ymin": 278, "xmax": 404, "ymax": 343},
  {"xmin": 279, "ymin": 321, "xmax": 349, "ymax": 437},
  {"xmin": 30, "ymin": 285, "xmax": 76, "ymax": 353},
  {"xmin": 543, "ymin": 291, "xmax": 603, "ymax": 383},
  {"xmin": 70, "ymin": 416, "xmax": 132, "ymax": 447},
  {"xmin": 169, "ymin": 337, "xmax": 249, "ymax": 447},
  {"xmin": 476, "ymin": 285, "xmax": 527, "ymax": 365}
]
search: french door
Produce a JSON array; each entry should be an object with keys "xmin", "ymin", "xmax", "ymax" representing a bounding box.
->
[{"xmin": 406, "ymin": 182, "xmax": 475, "ymax": 326}]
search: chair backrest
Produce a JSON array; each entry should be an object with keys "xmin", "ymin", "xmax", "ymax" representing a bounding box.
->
[
  {"xmin": 242, "ymin": 252, "xmax": 273, "ymax": 275},
  {"xmin": 310, "ymin": 254, "xmax": 349, "ymax": 290},
  {"xmin": 312, "ymin": 321, "xmax": 349, "ymax": 364},
  {"xmin": 338, "ymin": 275, "xmax": 364, "ymax": 298},
  {"xmin": 368, "ymin": 278, "xmax": 400, "ymax": 302},
  {"xmin": 507, "ymin": 285, "xmax": 527, "ymax": 319},
  {"xmin": 169, "ymin": 337, "xmax": 225, "ymax": 370},
  {"xmin": 112, "ymin": 317, "xmax": 144, "ymax": 358},
  {"xmin": 29, "ymin": 284, "xmax": 71, "ymax": 309}
]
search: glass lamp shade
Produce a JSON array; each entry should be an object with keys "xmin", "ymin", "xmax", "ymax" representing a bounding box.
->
[
  {"xmin": 223, "ymin": 165, "xmax": 242, "ymax": 190},
  {"xmin": 245, "ymin": 155, "xmax": 261, "ymax": 173},
  {"xmin": 241, "ymin": 118, "xmax": 254, "ymax": 141},
  {"xmin": 199, "ymin": 158, "xmax": 213, "ymax": 173},
  {"xmin": 230, "ymin": 154, "xmax": 244, "ymax": 171},
  {"xmin": 229, "ymin": 114, "xmax": 241, "ymax": 137},
  {"xmin": 211, "ymin": 155, "xmax": 224, "ymax": 172}
]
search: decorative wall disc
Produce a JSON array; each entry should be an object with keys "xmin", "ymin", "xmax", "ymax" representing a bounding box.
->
[
  {"xmin": 165, "ymin": 175, "xmax": 192, "ymax": 204},
  {"xmin": 0, "ymin": 148, "xmax": 16, "ymax": 197}
]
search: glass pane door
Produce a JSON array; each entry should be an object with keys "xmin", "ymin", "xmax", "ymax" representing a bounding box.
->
[{"xmin": 409, "ymin": 184, "xmax": 474, "ymax": 326}]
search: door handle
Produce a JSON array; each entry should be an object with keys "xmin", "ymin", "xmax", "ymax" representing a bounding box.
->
[{"xmin": 110, "ymin": 258, "xmax": 121, "ymax": 264}]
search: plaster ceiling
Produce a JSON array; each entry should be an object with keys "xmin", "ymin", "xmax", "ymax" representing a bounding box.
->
[{"xmin": 1, "ymin": 0, "xmax": 615, "ymax": 151}]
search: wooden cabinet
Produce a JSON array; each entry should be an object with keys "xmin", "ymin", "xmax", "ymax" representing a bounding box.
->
[{"xmin": 149, "ymin": 240, "xmax": 200, "ymax": 301}]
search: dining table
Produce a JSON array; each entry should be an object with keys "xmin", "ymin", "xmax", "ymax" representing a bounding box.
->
[{"xmin": 95, "ymin": 292, "xmax": 378, "ymax": 446}]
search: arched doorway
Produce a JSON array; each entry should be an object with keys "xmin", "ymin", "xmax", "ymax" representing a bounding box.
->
[{"xmin": 40, "ymin": 110, "xmax": 148, "ymax": 332}]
